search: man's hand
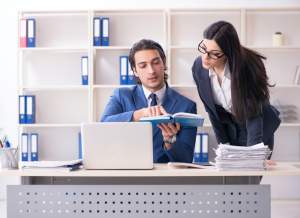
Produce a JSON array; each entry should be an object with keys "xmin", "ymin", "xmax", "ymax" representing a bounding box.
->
[
  {"xmin": 157, "ymin": 122, "xmax": 180, "ymax": 149},
  {"xmin": 132, "ymin": 106, "xmax": 168, "ymax": 121}
]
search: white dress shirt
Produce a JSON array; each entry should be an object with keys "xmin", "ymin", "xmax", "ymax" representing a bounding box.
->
[
  {"xmin": 142, "ymin": 83, "xmax": 167, "ymax": 107},
  {"xmin": 209, "ymin": 60, "xmax": 233, "ymax": 114}
]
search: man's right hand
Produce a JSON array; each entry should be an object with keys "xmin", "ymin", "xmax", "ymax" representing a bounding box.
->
[{"xmin": 132, "ymin": 106, "xmax": 168, "ymax": 122}]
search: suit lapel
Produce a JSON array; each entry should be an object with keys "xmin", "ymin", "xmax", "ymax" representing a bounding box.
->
[
  {"xmin": 198, "ymin": 69, "xmax": 219, "ymax": 120},
  {"xmin": 133, "ymin": 85, "xmax": 148, "ymax": 110}
]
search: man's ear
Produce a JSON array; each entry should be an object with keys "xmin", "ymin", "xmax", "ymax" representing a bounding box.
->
[
  {"xmin": 163, "ymin": 58, "xmax": 167, "ymax": 71},
  {"xmin": 133, "ymin": 67, "xmax": 139, "ymax": 78}
]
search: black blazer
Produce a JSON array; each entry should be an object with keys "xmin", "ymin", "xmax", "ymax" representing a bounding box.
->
[{"xmin": 192, "ymin": 56, "xmax": 281, "ymax": 147}]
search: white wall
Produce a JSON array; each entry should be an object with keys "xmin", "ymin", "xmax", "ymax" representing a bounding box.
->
[{"xmin": 1, "ymin": 0, "xmax": 300, "ymax": 200}]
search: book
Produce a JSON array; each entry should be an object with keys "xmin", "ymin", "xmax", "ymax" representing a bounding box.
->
[
  {"xmin": 22, "ymin": 162, "xmax": 82, "ymax": 172},
  {"xmin": 167, "ymin": 162, "xmax": 214, "ymax": 169},
  {"xmin": 20, "ymin": 159, "xmax": 83, "ymax": 171},
  {"xmin": 139, "ymin": 112, "xmax": 204, "ymax": 127},
  {"xmin": 294, "ymin": 66, "xmax": 300, "ymax": 85}
]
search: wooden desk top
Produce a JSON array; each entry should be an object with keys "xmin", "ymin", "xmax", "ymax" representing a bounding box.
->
[{"xmin": 0, "ymin": 162, "xmax": 300, "ymax": 177}]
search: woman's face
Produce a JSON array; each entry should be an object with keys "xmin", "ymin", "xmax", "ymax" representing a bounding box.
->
[{"xmin": 200, "ymin": 39, "xmax": 227, "ymax": 69}]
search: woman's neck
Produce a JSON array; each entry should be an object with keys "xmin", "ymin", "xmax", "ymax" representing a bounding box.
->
[{"xmin": 213, "ymin": 58, "xmax": 227, "ymax": 76}]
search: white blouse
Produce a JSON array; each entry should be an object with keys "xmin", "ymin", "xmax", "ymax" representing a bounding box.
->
[{"xmin": 209, "ymin": 60, "xmax": 233, "ymax": 114}]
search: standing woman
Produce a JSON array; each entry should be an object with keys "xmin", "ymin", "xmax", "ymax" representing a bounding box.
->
[{"xmin": 192, "ymin": 21, "xmax": 281, "ymax": 164}]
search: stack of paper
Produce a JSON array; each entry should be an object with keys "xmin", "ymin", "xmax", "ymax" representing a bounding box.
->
[
  {"xmin": 214, "ymin": 143, "xmax": 271, "ymax": 171},
  {"xmin": 20, "ymin": 159, "xmax": 83, "ymax": 172}
]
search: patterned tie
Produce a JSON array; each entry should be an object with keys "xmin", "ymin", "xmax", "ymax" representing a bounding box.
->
[{"xmin": 150, "ymin": 93, "xmax": 157, "ymax": 106}]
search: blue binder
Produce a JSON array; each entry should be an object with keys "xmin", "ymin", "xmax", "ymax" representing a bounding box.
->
[
  {"xmin": 26, "ymin": 95, "xmax": 36, "ymax": 124},
  {"xmin": 194, "ymin": 133, "xmax": 202, "ymax": 162},
  {"xmin": 127, "ymin": 59, "xmax": 135, "ymax": 85},
  {"xmin": 93, "ymin": 18, "xmax": 101, "ymax": 46},
  {"xmin": 19, "ymin": 95, "xmax": 26, "ymax": 124},
  {"xmin": 30, "ymin": 133, "xmax": 38, "ymax": 161},
  {"xmin": 21, "ymin": 133, "xmax": 28, "ymax": 161},
  {"xmin": 201, "ymin": 133, "xmax": 209, "ymax": 162},
  {"xmin": 101, "ymin": 18, "xmax": 109, "ymax": 46},
  {"xmin": 27, "ymin": 19, "xmax": 35, "ymax": 47},
  {"xmin": 120, "ymin": 56, "xmax": 128, "ymax": 85},
  {"xmin": 81, "ymin": 56, "xmax": 88, "ymax": 85},
  {"xmin": 79, "ymin": 133, "xmax": 82, "ymax": 159}
]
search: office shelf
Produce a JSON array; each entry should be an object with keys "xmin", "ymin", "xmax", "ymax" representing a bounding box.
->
[
  {"xmin": 93, "ymin": 46, "xmax": 131, "ymax": 50},
  {"xmin": 93, "ymin": 85, "xmax": 134, "ymax": 89},
  {"xmin": 19, "ymin": 86, "xmax": 89, "ymax": 90},
  {"xmin": 18, "ymin": 124, "xmax": 81, "ymax": 127},
  {"xmin": 18, "ymin": 47, "xmax": 89, "ymax": 51}
]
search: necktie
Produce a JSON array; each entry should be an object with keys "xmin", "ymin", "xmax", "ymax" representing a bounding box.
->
[{"xmin": 150, "ymin": 93, "xmax": 157, "ymax": 106}]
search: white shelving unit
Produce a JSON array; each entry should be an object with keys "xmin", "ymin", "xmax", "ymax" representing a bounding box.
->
[
  {"xmin": 168, "ymin": 8, "xmax": 300, "ymax": 162},
  {"xmin": 17, "ymin": 8, "xmax": 300, "ymax": 162}
]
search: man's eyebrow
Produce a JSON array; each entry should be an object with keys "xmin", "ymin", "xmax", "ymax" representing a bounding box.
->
[
  {"xmin": 202, "ymin": 43, "xmax": 221, "ymax": 52},
  {"xmin": 137, "ymin": 57, "xmax": 160, "ymax": 65}
]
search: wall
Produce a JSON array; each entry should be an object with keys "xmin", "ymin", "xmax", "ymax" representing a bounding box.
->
[{"xmin": 1, "ymin": 0, "xmax": 300, "ymax": 200}]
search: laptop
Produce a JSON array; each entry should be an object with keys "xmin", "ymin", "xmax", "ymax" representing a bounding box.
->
[{"xmin": 81, "ymin": 122, "xmax": 153, "ymax": 169}]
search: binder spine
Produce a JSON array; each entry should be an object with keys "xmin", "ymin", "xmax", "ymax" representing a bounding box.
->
[
  {"xmin": 31, "ymin": 133, "xmax": 38, "ymax": 161},
  {"xmin": 81, "ymin": 56, "xmax": 89, "ymax": 85},
  {"xmin": 27, "ymin": 19, "xmax": 35, "ymax": 47},
  {"xmin": 93, "ymin": 18, "xmax": 101, "ymax": 46},
  {"xmin": 193, "ymin": 133, "xmax": 202, "ymax": 162},
  {"xmin": 120, "ymin": 56, "xmax": 128, "ymax": 85},
  {"xmin": 20, "ymin": 19, "xmax": 27, "ymax": 47},
  {"xmin": 26, "ymin": 95, "xmax": 36, "ymax": 124},
  {"xmin": 19, "ymin": 95, "xmax": 27, "ymax": 124},
  {"xmin": 101, "ymin": 18, "xmax": 109, "ymax": 46},
  {"xmin": 201, "ymin": 133, "xmax": 209, "ymax": 162},
  {"xmin": 22, "ymin": 133, "xmax": 28, "ymax": 161},
  {"xmin": 127, "ymin": 59, "xmax": 136, "ymax": 85}
]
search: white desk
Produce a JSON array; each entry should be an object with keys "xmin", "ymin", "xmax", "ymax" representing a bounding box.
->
[{"xmin": 2, "ymin": 163, "xmax": 300, "ymax": 218}]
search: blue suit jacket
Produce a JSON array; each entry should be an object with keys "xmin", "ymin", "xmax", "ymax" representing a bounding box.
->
[
  {"xmin": 100, "ymin": 83, "xmax": 197, "ymax": 163},
  {"xmin": 192, "ymin": 56, "xmax": 281, "ymax": 147}
]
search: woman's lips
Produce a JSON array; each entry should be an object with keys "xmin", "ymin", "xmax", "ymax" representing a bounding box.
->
[{"xmin": 203, "ymin": 61, "xmax": 210, "ymax": 65}]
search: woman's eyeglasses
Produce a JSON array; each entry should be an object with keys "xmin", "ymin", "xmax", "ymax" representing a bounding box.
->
[{"xmin": 198, "ymin": 40, "xmax": 225, "ymax": 60}]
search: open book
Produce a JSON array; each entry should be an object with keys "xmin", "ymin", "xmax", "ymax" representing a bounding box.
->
[{"xmin": 139, "ymin": 112, "xmax": 204, "ymax": 127}]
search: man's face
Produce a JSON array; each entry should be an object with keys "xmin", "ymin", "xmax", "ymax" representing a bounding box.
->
[{"xmin": 133, "ymin": 49, "xmax": 166, "ymax": 93}]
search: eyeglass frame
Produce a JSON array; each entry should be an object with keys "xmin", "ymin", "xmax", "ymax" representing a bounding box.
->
[{"xmin": 198, "ymin": 40, "xmax": 225, "ymax": 60}]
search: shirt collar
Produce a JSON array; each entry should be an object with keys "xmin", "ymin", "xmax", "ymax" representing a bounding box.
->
[
  {"xmin": 209, "ymin": 60, "xmax": 231, "ymax": 80},
  {"xmin": 142, "ymin": 83, "xmax": 167, "ymax": 102}
]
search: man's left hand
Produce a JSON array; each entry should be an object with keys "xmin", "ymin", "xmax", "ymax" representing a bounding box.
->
[{"xmin": 157, "ymin": 122, "xmax": 180, "ymax": 149}]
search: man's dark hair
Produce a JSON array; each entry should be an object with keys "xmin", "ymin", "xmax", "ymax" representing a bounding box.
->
[{"xmin": 129, "ymin": 39, "xmax": 168, "ymax": 84}]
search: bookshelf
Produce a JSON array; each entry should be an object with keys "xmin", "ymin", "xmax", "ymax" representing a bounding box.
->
[{"xmin": 17, "ymin": 8, "xmax": 300, "ymax": 162}]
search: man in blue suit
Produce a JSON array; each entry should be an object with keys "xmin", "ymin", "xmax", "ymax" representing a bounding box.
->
[{"xmin": 100, "ymin": 39, "xmax": 197, "ymax": 163}]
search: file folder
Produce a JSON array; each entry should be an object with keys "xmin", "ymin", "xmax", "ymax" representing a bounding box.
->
[
  {"xmin": 81, "ymin": 56, "xmax": 88, "ymax": 85},
  {"xmin": 194, "ymin": 133, "xmax": 201, "ymax": 162},
  {"xmin": 201, "ymin": 133, "xmax": 209, "ymax": 162},
  {"xmin": 31, "ymin": 133, "xmax": 38, "ymax": 161},
  {"xmin": 101, "ymin": 18, "xmax": 109, "ymax": 46},
  {"xmin": 20, "ymin": 19, "xmax": 27, "ymax": 47},
  {"xmin": 79, "ymin": 133, "xmax": 82, "ymax": 159},
  {"xmin": 19, "ymin": 95, "xmax": 26, "ymax": 124},
  {"xmin": 127, "ymin": 59, "xmax": 136, "ymax": 85},
  {"xmin": 22, "ymin": 133, "xmax": 28, "ymax": 161},
  {"xmin": 26, "ymin": 95, "xmax": 36, "ymax": 124},
  {"xmin": 120, "ymin": 56, "xmax": 128, "ymax": 85},
  {"xmin": 93, "ymin": 18, "xmax": 101, "ymax": 46},
  {"xmin": 27, "ymin": 19, "xmax": 35, "ymax": 47}
]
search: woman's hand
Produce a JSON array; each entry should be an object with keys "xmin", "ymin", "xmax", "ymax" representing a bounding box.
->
[{"xmin": 265, "ymin": 160, "xmax": 277, "ymax": 166}]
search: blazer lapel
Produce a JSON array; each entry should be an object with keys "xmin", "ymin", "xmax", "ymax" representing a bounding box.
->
[
  {"xmin": 133, "ymin": 85, "xmax": 148, "ymax": 110},
  {"xmin": 198, "ymin": 69, "xmax": 219, "ymax": 119}
]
